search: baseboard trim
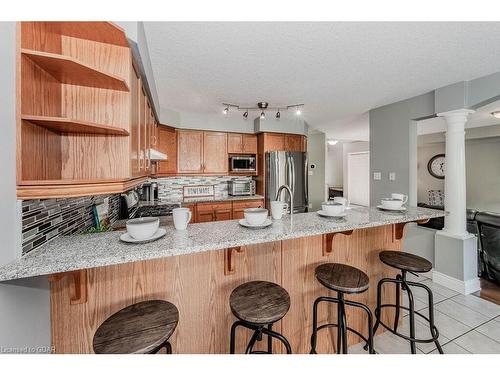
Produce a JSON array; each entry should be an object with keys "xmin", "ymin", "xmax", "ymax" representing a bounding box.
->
[{"xmin": 432, "ymin": 271, "xmax": 481, "ymax": 295}]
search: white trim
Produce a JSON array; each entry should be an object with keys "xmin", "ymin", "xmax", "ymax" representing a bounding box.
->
[{"xmin": 432, "ymin": 270, "xmax": 481, "ymax": 295}]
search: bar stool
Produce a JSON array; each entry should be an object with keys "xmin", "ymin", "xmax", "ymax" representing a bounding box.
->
[
  {"xmin": 310, "ymin": 263, "xmax": 375, "ymax": 354},
  {"xmin": 93, "ymin": 300, "xmax": 179, "ymax": 354},
  {"xmin": 229, "ymin": 280, "xmax": 292, "ymax": 354},
  {"xmin": 371, "ymin": 251, "xmax": 443, "ymax": 354}
]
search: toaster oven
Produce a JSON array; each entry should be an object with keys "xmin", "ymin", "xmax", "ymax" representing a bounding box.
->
[{"xmin": 228, "ymin": 180, "xmax": 256, "ymax": 196}]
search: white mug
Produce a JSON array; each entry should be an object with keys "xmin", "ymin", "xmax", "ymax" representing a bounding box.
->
[
  {"xmin": 271, "ymin": 201, "xmax": 286, "ymax": 220},
  {"xmin": 173, "ymin": 207, "xmax": 192, "ymax": 230},
  {"xmin": 333, "ymin": 196, "xmax": 347, "ymax": 206},
  {"xmin": 391, "ymin": 193, "xmax": 408, "ymax": 204}
]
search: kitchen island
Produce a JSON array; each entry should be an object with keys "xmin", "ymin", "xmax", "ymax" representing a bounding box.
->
[{"xmin": 0, "ymin": 206, "xmax": 444, "ymax": 353}]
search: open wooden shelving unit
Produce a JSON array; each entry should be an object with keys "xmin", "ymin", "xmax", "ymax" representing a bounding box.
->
[
  {"xmin": 21, "ymin": 49, "xmax": 129, "ymax": 91},
  {"xmin": 17, "ymin": 21, "xmax": 145, "ymax": 200}
]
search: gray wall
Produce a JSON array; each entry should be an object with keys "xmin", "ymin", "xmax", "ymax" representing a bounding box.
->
[
  {"xmin": 417, "ymin": 143, "xmax": 445, "ymax": 204},
  {"xmin": 325, "ymin": 141, "xmax": 344, "ymax": 187},
  {"xmin": 369, "ymin": 92, "xmax": 435, "ymax": 205},
  {"xmin": 307, "ymin": 131, "xmax": 326, "ymax": 211},
  {"xmin": 0, "ymin": 23, "xmax": 50, "ymax": 352}
]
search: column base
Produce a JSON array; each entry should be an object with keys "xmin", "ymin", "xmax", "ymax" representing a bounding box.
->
[{"xmin": 433, "ymin": 230, "xmax": 480, "ymax": 295}]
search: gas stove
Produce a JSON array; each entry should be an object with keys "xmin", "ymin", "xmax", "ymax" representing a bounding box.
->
[{"xmin": 132, "ymin": 203, "xmax": 180, "ymax": 218}]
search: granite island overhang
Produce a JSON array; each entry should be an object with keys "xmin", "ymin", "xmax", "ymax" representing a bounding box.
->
[{"xmin": 0, "ymin": 206, "xmax": 445, "ymax": 353}]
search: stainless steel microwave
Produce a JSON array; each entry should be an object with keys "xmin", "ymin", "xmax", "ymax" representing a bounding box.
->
[{"xmin": 229, "ymin": 155, "xmax": 256, "ymax": 172}]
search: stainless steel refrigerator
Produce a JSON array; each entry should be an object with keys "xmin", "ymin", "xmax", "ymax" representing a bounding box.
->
[{"xmin": 265, "ymin": 151, "xmax": 308, "ymax": 213}]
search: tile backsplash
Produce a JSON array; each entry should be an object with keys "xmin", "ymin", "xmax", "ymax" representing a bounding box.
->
[
  {"xmin": 21, "ymin": 194, "xmax": 120, "ymax": 255},
  {"xmin": 154, "ymin": 176, "xmax": 253, "ymax": 202}
]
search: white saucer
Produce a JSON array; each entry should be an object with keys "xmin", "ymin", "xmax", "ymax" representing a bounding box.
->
[
  {"xmin": 376, "ymin": 205, "xmax": 407, "ymax": 212},
  {"xmin": 317, "ymin": 210, "xmax": 347, "ymax": 218},
  {"xmin": 120, "ymin": 228, "xmax": 167, "ymax": 243},
  {"xmin": 238, "ymin": 218, "xmax": 273, "ymax": 229}
]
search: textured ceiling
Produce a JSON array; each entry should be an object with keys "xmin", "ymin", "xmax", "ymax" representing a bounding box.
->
[{"xmin": 144, "ymin": 22, "xmax": 500, "ymax": 140}]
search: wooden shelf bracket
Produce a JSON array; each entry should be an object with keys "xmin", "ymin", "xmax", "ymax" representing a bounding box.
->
[
  {"xmin": 224, "ymin": 247, "xmax": 244, "ymax": 275},
  {"xmin": 48, "ymin": 269, "xmax": 88, "ymax": 305},
  {"xmin": 392, "ymin": 219, "xmax": 430, "ymax": 242},
  {"xmin": 322, "ymin": 230, "xmax": 354, "ymax": 256}
]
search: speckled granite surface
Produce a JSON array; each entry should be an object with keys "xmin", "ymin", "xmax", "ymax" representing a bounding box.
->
[
  {"xmin": 180, "ymin": 195, "xmax": 264, "ymax": 204},
  {"xmin": 0, "ymin": 206, "xmax": 444, "ymax": 282}
]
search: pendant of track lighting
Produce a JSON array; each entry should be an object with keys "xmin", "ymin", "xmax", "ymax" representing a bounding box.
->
[
  {"xmin": 260, "ymin": 111, "xmax": 266, "ymax": 120},
  {"xmin": 295, "ymin": 107, "xmax": 301, "ymax": 116},
  {"xmin": 276, "ymin": 110, "xmax": 281, "ymax": 119},
  {"xmin": 223, "ymin": 106, "xmax": 229, "ymax": 115},
  {"xmin": 243, "ymin": 110, "xmax": 249, "ymax": 119}
]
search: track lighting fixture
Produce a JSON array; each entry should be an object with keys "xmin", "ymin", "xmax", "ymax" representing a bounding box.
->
[{"xmin": 221, "ymin": 102, "xmax": 304, "ymax": 119}]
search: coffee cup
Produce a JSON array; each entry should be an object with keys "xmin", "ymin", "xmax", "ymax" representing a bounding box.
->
[
  {"xmin": 380, "ymin": 198, "xmax": 403, "ymax": 210},
  {"xmin": 321, "ymin": 202, "xmax": 345, "ymax": 216},
  {"xmin": 333, "ymin": 197, "xmax": 347, "ymax": 206},
  {"xmin": 271, "ymin": 201, "xmax": 286, "ymax": 220},
  {"xmin": 391, "ymin": 193, "xmax": 408, "ymax": 204},
  {"xmin": 173, "ymin": 207, "xmax": 192, "ymax": 230}
]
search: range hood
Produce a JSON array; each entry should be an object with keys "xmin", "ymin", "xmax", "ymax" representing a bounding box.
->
[{"xmin": 149, "ymin": 148, "xmax": 167, "ymax": 161}]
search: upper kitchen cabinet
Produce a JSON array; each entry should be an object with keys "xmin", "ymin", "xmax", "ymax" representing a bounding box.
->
[
  {"xmin": 258, "ymin": 132, "xmax": 306, "ymax": 153},
  {"xmin": 284, "ymin": 134, "xmax": 306, "ymax": 152},
  {"xmin": 177, "ymin": 130, "xmax": 204, "ymax": 173},
  {"xmin": 16, "ymin": 22, "xmax": 157, "ymax": 199},
  {"xmin": 177, "ymin": 130, "xmax": 228, "ymax": 175},
  {"xmin": 227, "ymin": 133, "xmax": 257, "ymax": 154},
  {"xmin": 156, "ymin": 125, "xmax": 177, "ymax": 175}
]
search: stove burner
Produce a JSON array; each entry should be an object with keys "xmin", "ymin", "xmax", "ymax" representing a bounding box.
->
[{"xmin": 133, "ymin": 204, "xmax": 180, "ymax": 218}]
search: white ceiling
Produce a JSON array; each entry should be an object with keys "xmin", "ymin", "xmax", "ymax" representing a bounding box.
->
[
  {"xmin": 418, "ymin": 99, "xmax": 500, "ymax": 135},
  {"xmin": 144, "ymin": 22, "xmax": 500, "ymax": 140}
]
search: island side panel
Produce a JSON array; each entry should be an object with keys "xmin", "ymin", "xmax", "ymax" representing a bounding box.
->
[
  {"xmin": 49, "ymin": 241, "xmax": 282, "ymax": 354},
  {"xmin": 281, "ymin": 225, "xmax": 401, "ymax": 353}
]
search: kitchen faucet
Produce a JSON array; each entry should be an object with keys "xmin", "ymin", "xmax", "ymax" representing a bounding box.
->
[{"xmin": 276, "ymin": 185, "xmax": 294, "ymax": 217}]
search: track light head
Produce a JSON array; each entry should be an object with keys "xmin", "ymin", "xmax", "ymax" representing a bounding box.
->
[
  {"xmin": 276, "ymin": 111, "xmax": 281, "ymax": 119},
  {"xmin": 260, "ymin": 111, "xmax": 266, "ymax": 120},
  {"xmin": 223, "ymin": 106, "xmax": 229, "ymax": 115},
  {"xmin": 243, "ymin": 111, "xmax": 249, "ymax": 119},
  {"xmin": 295, "ymin": 107, "xmax": 301, "ymax": 116}
]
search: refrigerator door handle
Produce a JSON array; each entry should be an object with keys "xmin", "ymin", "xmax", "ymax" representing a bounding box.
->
[{"xmin": 290, "ymin": 154, "xmax": 296, "ymax": 204}]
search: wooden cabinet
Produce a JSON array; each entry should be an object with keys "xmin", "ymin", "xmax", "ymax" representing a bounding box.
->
[
  {"xmin": 156, "ymin": 125, "xmax": 177, "ymax": 175},
  {"xmin": 177, "ymin": 130, "xmax": 227, "ymax": 175},
  {"xmin": 203, "ymin": 132, "xmax": 228, "ymax": 174},
  {"xmin": 177, "ymin": 130, "xmax": 204, "ymax": 173},
  {"xmin": 264, "ymin": 133, "xmax": 285, "ymax": 151},
  {"xmin": 232, "ymin": 199, "xmax": 264, "ymax": 220},
  {"xmin": 195, "ymin": 202, "xmax": 232, "ymax": 223},
  {"xmin": 284, "ymin": 134, "xmax": 305, "ymax": 152},
  {"xmin": 228, "ymin": 133, "xmax": 257, "ymax": 154}
]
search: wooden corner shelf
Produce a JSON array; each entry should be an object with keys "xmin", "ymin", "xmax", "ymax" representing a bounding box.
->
[
  {"xmin": 22, "ymin": 115, "xmax": 129, "ymax": 136},
  {"xmin": 17, "ymin": 177, "xmax": 148, "ymax": 199},
  {"xmin": 21, "ymin": 48, "xmax": 129, "ymax": 91},
  {"xmin": 55, "ymin": 22, "xmax": 129, "ymax": 47}
]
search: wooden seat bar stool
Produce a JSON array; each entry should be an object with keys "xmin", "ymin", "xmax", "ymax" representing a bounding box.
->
[
  {"xmin": 310, "ymin": 263, "xmax": 375, "ymax": 354},
  {"xmin": 229, "ymin": 280, "xmax": 292, "ymax": 354},
  {"xmin": 371, "ymin": 251, "xmax": 443, "ymax": 354},
  {"xmin": 93, "ymin": 300, "xmax": 179, "ymax": 354}
]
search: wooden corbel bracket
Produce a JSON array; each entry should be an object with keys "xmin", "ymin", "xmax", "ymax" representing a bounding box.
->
[
  {"xmin": 322, "ymin": 230, "xmax": 354, "ymax": 256},
  {"xmin": 392, "ymin": 219, "xmax": 430, "ymax": 242},
  {"xmin": 224, "ymin": 247, "xmax": 244, "ymax": 275},
  {"xmin": 48, "ymin": 269, "xmax": 87, "ymax": 305}
]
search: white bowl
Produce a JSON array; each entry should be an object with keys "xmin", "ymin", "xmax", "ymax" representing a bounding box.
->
[
  {"xmin": 380, "ymin": 198, "xmax": 403, "ymax": 210},
  {"xmin": 126, "ymin": 217, "xmax": 160, "ymax": 240},
  {"xmin": 244, "ymin": 208, "xmax": 268, "ymax": 225},
  {"xmin": 321, "ymin": 202, "xmax": 345, "ymax": 215}
]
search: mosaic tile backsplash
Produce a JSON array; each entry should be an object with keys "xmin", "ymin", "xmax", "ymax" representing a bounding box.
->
[
  {"xmin": 21, "ymin": 194, "xmax": 120, "ymax": 255},
  {"xmin": 154, "ymin": 176, "xmax": 254, "ymax": 202}
]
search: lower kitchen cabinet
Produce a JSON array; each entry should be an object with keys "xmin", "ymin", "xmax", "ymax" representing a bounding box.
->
[
  {"xmin": 231, "ymin": 199, "xmax": 264, "ymax": 220},
  {"xmin": 184, "ymin": 199, "xmax": 264, "ymax": 223}
]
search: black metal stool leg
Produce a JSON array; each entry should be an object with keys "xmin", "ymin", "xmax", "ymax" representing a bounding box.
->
[
  {"xmin": 165, "ymin": 342, "xmax": 172, "ymax": 354},
  {"xmin": 405, "ymin": 280, "xmax": 417, "ymax": 354},
  {"xmin": 245, "ymin": 328, "xmax": 261, "ymax": 354},
  {"xmin": 310, "ymin": 297, "xmax": 321, "ymax": 354},
  {"xmin": 338, "ymin": 292, "xmax": 348, "ymax": 354},
  {"xmin": 262, "ymin": 327, "xmax": 292, "ymax": 354},
  {"xmin": 372, "ymin": 278, "xmax": 387, "ymax": 336},
  {"xmin": 267, "ymin": 324, "xmax": 273, "ymax": 353},
  {"xmin": 230, "ymin": 320, "xmax": 245, "ymax": 354},
  {"xmin": 394, "ymin": 275, "xmax": 401, "ymax": 331},
  {"xmin": 337, "ymin": 296, "xmax": 343, "ymax": 354}
]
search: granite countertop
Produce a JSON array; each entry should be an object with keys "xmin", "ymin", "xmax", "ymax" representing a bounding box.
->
[{"xmin": 0, "ymin": 206, "xmax": 445, "ymax": 282}]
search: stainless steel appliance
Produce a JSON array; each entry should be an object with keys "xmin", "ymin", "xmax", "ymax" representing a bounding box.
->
[
  {"xmin": 119, "ymin": 190, "xmax": 180, "ymax": 220},
  {"xmin": 138, "ymin": 181, "xmax": 158, "ymax": 202},
  {"xmin": 228, "ymin": 179, "xmax": 256, "ymax": 196},
  {"xmin": 229, "ymin": 155, "xmax": 256, "ymax": 173},
  {"xmin": 266, "ymin": 151, "xmax": 308, "ymax": 213}
]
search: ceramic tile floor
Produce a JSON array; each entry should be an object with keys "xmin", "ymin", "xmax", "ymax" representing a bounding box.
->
[{"xmin": 348, "ymin": 275, "xmax": 500, "ymax": 354}]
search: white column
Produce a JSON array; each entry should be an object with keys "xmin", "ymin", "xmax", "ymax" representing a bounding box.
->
[{"xmin": 437, "ymin": 109, "xmax": 474, "ymax": 238}]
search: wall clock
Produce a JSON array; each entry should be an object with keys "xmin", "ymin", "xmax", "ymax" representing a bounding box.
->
[{"xmin": 427, "ymin": 154, "xmax": 446, "ymax": 179}]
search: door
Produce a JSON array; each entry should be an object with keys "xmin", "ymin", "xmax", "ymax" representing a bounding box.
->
[
  {"xmin": 130, "ymin": 67, "xmax": 141, "ymax": 177},
  {"xmin": 177, "ymin": 130, "xmax": 203, "ymax": 173},
  {"xmin": 284, "ymin": 134, "xmax": 304, "ymax": 152},
  {"xmin": 242, "ymin": 134, "xmax": 257, "ymax": 154},
  {"xmin": 288, "ymin": 151, "xmax": 308, "ymax": 212},
  {"xmin": 264, "ymin": 133, "xmax": 285, "ymax": 151},
  {"xmin": 203, "ymin": 132, "xmax": 227, "ymax": 174},
  {"xmin": 266, "ymin": 151, "xmax": 288, "ymax": 209},
  {"xmin": 347, "ymin": 151, "xmax": 370, "ymax": 206},
  {"xmin": 227, "ymin": 133, "xmax": 243, "ymax": 154}
]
